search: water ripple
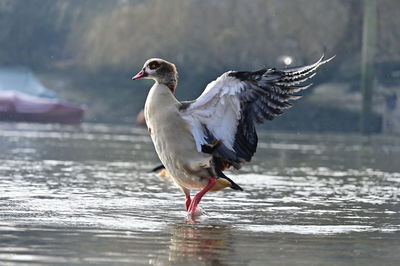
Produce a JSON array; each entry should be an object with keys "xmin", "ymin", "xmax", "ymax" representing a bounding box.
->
[{"xmin": 1, "ymin": 122, "xmax": 400, "ymax": 265}]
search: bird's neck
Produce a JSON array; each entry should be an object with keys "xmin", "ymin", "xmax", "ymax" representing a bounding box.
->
[
  {"xmin": 145, "ymin": 82, "xmax": 180, "ymax": 125},
  {"xmin": 147, "ymin": 82, "xmax": 179, "ymax": 106},
  {"xmin": 158, "ymin": 72, "xmax": 178, "ymax": 93}
]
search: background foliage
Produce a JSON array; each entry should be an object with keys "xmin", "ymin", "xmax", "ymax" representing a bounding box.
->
[{"xmin": 0, "ymin": 0, "xmax": 399, "ymax": 130}]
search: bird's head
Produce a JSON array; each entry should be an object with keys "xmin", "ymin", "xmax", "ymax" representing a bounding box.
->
[{"xmin": 132, "ymin": 58, "xmax": 178, "ymax": 92}]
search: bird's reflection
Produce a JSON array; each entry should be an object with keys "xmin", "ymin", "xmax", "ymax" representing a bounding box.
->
[{"xmin": 168, "ymin": 221, "xmax": 232, "ymax": 265}]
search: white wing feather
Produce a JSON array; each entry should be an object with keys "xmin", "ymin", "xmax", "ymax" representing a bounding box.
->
[{"xmin": 180, "ymin": 72, "xmax": 244, "ymax": 152}]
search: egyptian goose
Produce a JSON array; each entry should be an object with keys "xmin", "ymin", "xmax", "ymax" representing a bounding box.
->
[{"xmin": 132, "ymin": 56, "xmax": 332, "ymax": 216}]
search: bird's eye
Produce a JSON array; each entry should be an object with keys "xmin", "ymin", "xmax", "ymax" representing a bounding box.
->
[{"xmin": 149, "ymin": 61, "xmax": 160, "ymax": 70}]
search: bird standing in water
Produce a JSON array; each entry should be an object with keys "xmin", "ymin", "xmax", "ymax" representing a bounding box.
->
[{"xmin": 132, "ymin": 56, "xmax": 332, "ymax": 216}]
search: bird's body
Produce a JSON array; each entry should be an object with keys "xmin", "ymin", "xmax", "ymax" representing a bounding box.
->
[
  {"xmin": 144, "ymin": 82, "xmax": 212, "ymax": 191},
  {"xmin": 133, "ymin": 56, "xmax": 333, "ymax": 216}
]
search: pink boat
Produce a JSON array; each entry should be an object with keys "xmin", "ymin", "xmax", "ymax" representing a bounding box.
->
[
  {"xmin": 0, "ymin": 67, "xmax": 84, "ymax": 124},
  {"xmin": 0, "ymin": 91, "xmax": 84, "ymax": 124}
]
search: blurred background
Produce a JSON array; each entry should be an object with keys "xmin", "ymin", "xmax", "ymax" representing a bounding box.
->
[
  {"xmin": 0, "ymin": 0, "xmax": 399, "ymax": 133},
  {"xmin": 1, "ymin": 1, "xmax": 400, "ymax": 264}
]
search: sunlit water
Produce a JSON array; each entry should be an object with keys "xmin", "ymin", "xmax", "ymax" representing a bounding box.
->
[{"xmin": 0, "ymin": 122, "xmax": 399, "ymax": 265}]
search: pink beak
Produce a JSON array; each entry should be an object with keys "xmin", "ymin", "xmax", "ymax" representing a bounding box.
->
[{"xmin": 132, "ymin": 69, "xmax": 147, "ymax": 80}]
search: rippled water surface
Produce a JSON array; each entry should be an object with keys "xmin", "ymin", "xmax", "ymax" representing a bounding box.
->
[{"xmin": 1, "ymin": 122, "xmax": 399, "ymax": 265}]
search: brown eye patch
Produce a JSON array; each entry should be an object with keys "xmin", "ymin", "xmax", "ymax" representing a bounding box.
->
[{"xmin": 148, "ymin": 61, "xmax": 161, "ymax": 70}]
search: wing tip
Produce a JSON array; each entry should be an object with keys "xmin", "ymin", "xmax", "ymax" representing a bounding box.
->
[{"xmin": 319, "ymin": 54, "xmax": 335, "ymax": 66}]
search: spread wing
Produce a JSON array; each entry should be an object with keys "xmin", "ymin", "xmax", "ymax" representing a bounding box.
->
[{"xmin": 180, "ymin": 55, "xmax": 333, "ymax": 169}]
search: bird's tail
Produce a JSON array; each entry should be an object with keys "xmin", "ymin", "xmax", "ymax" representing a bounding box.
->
[
  {"xmin": 149, "ymin": 164, "xmax": 165, "ymax": 173},
  {"xmin": 214, "ymin": 166, "xmax": 243, "ymax": 191},
  {"xmin": 150, "ymin": 162, "xmax": 243, "ymax": 191}
]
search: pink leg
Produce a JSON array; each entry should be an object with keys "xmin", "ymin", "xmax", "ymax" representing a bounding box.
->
[
  {"xmin": 188, "ymin": 177, "xmax": 216, "ymax": 215},
  {"xmin": 185, "ymin": 195, "xmax": 191, "ymax": 211}
]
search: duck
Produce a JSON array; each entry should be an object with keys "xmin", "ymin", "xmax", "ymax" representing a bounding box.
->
[{"xmin": 132, "ymin": 56, "xmax": 333, "ymax": 216}]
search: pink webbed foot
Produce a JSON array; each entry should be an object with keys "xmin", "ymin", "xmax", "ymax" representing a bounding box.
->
[{"xmin": 187, "ymin": 177, "xmax": 216, "ymax": 216}]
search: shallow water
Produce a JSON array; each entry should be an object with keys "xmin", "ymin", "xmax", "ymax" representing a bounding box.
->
[{"xmin": 0, "ymin": 122, "xmax": 399, "ymax": 265}]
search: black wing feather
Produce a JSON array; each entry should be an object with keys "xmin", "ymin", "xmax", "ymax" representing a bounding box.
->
[{"xmin": 211, "ymin": 55, "xmax": 334, "ymax": 168}]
